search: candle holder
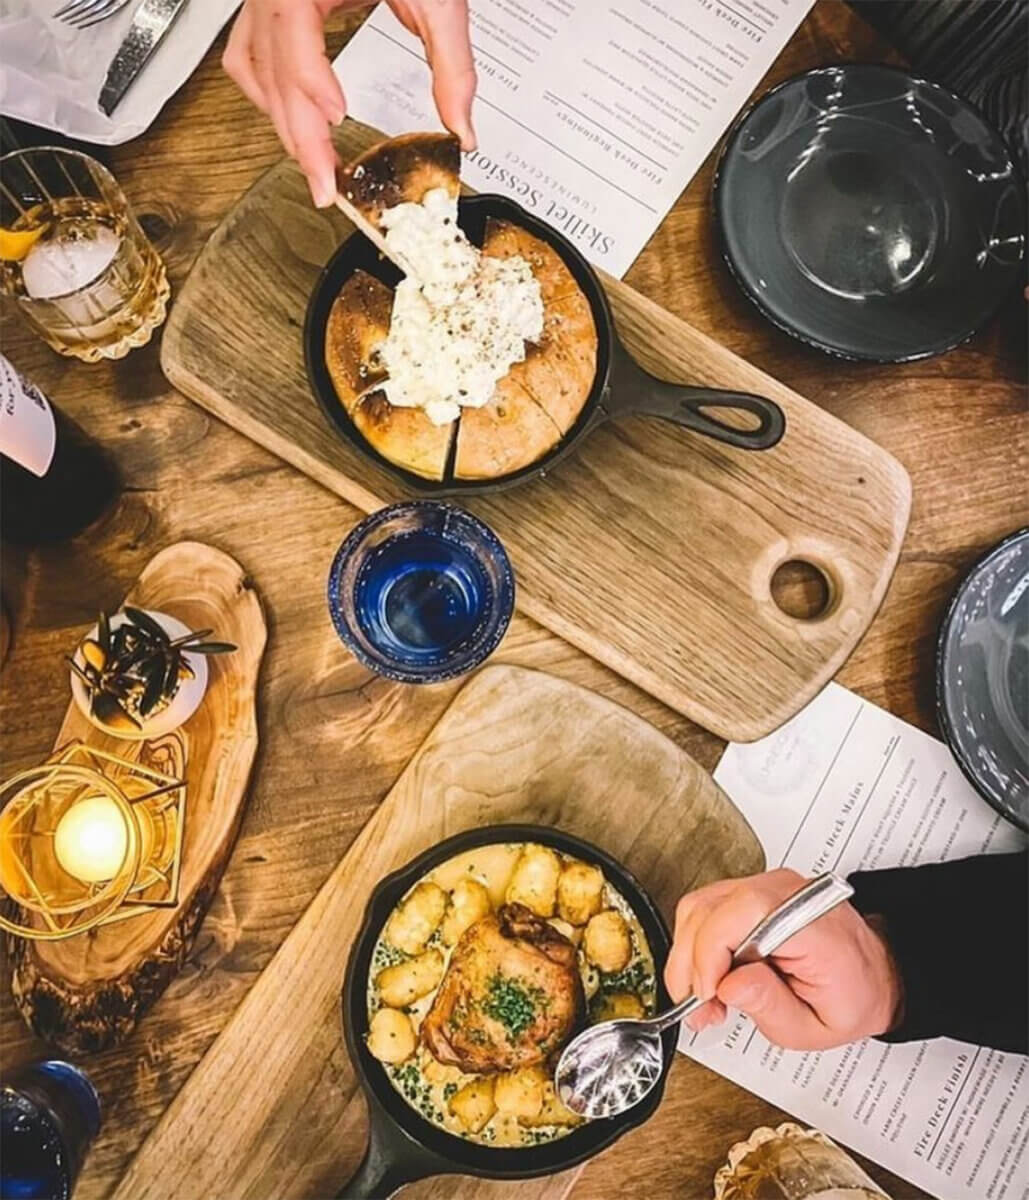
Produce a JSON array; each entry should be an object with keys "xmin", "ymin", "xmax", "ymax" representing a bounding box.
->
[{"xmin": 0, "ymin": 739, "xmax": 185, "ymax": 941}]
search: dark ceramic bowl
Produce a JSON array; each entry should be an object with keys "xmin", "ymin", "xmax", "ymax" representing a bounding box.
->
[
  {"xmin": 337, "ymin": 824, "xmax": 675, "ymax": 1198},
  {"xmin": 937, "ymin": 528, "xmax": 1029, "ymax": 832},
  {"xmin": 714, "ymin": 64, "xmax": 1026, "ymax": 362}
]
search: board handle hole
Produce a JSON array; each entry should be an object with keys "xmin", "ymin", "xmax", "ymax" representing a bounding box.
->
[{"xmin": 771, "ymin": 559, "xmax": 833, "ymax": 621}]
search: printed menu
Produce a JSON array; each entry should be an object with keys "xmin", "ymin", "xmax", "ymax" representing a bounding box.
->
[
  {"xmin": 333, "ymin": 0, "xmax": 814, "ymax": 276},
  {"xmin": 685, "ymin": 682, "xmax": 1028, "ymax": 1200}
]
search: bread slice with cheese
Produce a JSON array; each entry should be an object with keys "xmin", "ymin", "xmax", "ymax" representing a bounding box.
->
[
  {"xmin": 337, "ymin": 133, "xmax": 461, "ymax": 231},
  {"xmin": 481, "ymin": 219, "xmax": 597, "ymax": 435},
  {"xmin": 324, "ymin": 270, "xmax": 454, "ymax": 481}
]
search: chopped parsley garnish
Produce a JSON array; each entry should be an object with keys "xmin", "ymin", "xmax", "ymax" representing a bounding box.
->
[
  {"xmin": 482, "ymin": 973, "xmax": 545, "ymax": 1038},
  {"xmin": 599, "ymin": 958, "xmax": 652, "ymax": 996},
  {"xmin": 372, "ymin": 941, "xmax": 407, "ymax": 969}
]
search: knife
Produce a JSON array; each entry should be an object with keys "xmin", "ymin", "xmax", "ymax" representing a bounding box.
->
[{"xmin": 98, "ymin": 0, "xmax": 190, "ymax": 117}]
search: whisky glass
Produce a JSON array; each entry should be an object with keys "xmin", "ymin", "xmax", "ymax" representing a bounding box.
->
[
  {"xmin": 714, "ymin": 1123, "xmax": 890, "ymax": 1200},
  {"xmin": 0, "ymin": 148, "xmax": 169, "ymax": 361}
]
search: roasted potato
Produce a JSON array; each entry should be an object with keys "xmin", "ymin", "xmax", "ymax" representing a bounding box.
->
[
  {"xmin": 591, "ymin": 991, "xmax": 645, "ymax": 1022},
  {"xmin": 385, "ymin": 881, "xmax": 446, "ymax": 954},
  {"xmin": 441, "ymin": 877, "xmax": 492, "ymax": 946},
  {"xmin": 519, "ymin": 1082, "xmax": 583, "ymax": 1128},
  {"xmin": 557, "ymin": 861, "xmax": 604, "ymax": 926},
  {"xmin": 505, "ymin": 844, "xmax": 561, "ymax": 918},
  {"xmin": 583, "ymin": 909, "xmax": 632, "ymax": 973},
  {"xmin": 449, "ymin": 1076, "xmax": 497, "ymax": 1133},
  {"xmin": 376, "ymin": 948, "xmax": 445, "ymax": 1008},
  {"xmin": 494, "ymin": 1065, "xmax": 547, "ymax": 1120},
  {"xmin": 367, "ymin": 1007, "xmax": 416, "ymax": 1064},
  {"xmin": 421, "ymin": 1050, "xmax": 465, "ymax": 1086}
]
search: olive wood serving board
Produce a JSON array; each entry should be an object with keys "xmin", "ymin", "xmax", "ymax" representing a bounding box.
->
[
  {"xmin": 111, "ymin": 664, "xmax": 764, "ymax": 1200},
  {"xmin": 7, "ymin": 542, "xmax": 266, "ymax": 1054},
  {"xmin": 160, "ymin": 121, "xmax": 911, "ymax": 742}
]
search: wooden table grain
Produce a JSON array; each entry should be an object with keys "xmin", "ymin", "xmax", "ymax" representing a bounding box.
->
[{"xmin": 1, "ymin": 4, "xmax": 1024, "ymax": 1199}]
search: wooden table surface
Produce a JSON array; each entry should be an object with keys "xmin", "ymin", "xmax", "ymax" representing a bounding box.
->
[{"xmin": 1, "ymin": 3, "xmax": 1025, "ymax": 1198}]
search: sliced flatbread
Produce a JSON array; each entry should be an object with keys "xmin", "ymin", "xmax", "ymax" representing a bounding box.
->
[
  {"xmin": 481, "ymin": 217, "xmax": 583, "ymax": 306},
  {"xmin": 482, "ymin": 219, "xmax": 598, "ymax": 435},
  {"xmin": 454, "ymin": 375, "xmax": 562, "ymax": 481},
  {"xmin": 352, "ymin": 391, "xmax": 455, "ymax": 483},
  {"xmin": 324, "ymin": 270, "xmax": 453, "ymax": 482},
  {"xmin": 337, "ymin": 133, "xmax": 461, "ymax": 231},
  {"xmin": 324, "ymin": 270, "xmax": 392, "ymax": 413}
]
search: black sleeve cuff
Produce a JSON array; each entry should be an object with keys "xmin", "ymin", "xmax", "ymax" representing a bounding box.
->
[{"xmin": 849, "ymin": 853, "xmax": 1028, "ymax": 1054}]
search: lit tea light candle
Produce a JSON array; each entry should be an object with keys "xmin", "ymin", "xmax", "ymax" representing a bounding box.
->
[{"xmin": 53, "ymin": 794, "xmax": 129, "ymax": 884}]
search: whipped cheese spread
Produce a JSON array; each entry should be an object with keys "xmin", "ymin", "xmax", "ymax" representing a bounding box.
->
[{"xmin": 377, "ymin": 188, "xmax": 544, "ymax": 426}]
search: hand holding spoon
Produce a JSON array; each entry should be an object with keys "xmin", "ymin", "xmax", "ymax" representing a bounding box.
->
[{"xmin": 555, "ymin": 872, "xmax": 855, "ymax": 1119}]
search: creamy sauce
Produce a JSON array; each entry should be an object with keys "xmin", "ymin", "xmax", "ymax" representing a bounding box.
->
[
  {"xmin": 376, "ymin": 189, "xmax": 544, "ymax": 426},
  {"xmin": 367, "ymin": 843, "xmax": 656, "ymax": 1148}
]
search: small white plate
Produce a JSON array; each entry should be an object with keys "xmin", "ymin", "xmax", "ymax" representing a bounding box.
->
[{"xmin": 70, "ymin": 608, "xmax": 208, "ymax": 740}]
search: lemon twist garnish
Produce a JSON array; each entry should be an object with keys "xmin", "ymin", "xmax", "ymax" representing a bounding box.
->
[{"xmin": 0, "ymin": 226, "xmax": 46, "ymax": 262}]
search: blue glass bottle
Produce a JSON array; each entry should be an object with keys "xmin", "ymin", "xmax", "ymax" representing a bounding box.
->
[{"xmin": 1, "ymin": 1061, "xmax": 101, "ymax": 1200}]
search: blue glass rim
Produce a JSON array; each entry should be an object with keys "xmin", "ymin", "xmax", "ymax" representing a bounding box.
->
[{"xmin": 327, "ymin": 501, "xmax": 516, "ymax": 685}]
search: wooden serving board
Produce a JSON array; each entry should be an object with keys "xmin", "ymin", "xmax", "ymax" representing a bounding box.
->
[
  {"xmin": 8, "ymin": 543, "xmax": 266, "ymax": 1054},
  {"xmin": 112, "ymin": 665, "xmax": 764, "ymax": 1200},
  {"xmin": 161, "ymin": 121, "xmax": 911, "ymax": 742}
]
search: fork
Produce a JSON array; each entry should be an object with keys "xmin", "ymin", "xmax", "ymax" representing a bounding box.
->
[{"xmin": 53, "ymin": 0, "xmax": 134, "ymax": 29}]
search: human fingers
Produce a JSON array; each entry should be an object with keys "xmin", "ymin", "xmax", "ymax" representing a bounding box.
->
[
  {"xmin": 717, "ymin": 962, "xmax": 834, "ymax": 1050},
  {"xmin": 252, "ymin": 8, "xmax": 294, "ymax": 155},
  {"xmin": 222, "ymin": 3, "xmax": 269, "ymax": 112},
  {"xmin": 664, "ymin": 878, "xmax": 738, "ymax": 1003},
  {"xmin": 690, "ymin": 869, "xmax": 806, "ymax": 1003},
  {"xmin": 407, "ymin": 0, "xmax": 477, "ymax": 149},
  {"xmin": 684, "ymin": 996, "xmax": 727, "ymax": 1033},
  {"xmin": 278, "ymin": 0, "xmax": 345, "ymax": 124},
  {"xmin": 270, "ymin": 13, "xmax": 342, "ymax": 205},
  {"xmin": 280, "ymin": 86, "xmax": 339, "ymax": 206}
]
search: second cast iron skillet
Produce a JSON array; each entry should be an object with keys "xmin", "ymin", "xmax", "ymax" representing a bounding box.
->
[
  {"xmin": 305, "ymin": 195, "xmax": 786, "ymax": 496},
  {"xmin": 335, "ymin": 824, "xmax": 676, "ymax": 1197}
]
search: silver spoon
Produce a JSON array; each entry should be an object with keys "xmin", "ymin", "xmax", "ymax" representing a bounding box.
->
[{"xmin": 555, "ymin": 872, "xmax": 855, "ymax": 1119}]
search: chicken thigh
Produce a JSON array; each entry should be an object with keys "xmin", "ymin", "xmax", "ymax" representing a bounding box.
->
[{"xmin": 421, "ymin": 903, "xmax": 584, "ymax": 1073}]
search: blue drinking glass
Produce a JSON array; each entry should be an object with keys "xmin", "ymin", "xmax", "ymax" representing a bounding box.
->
[
  {"xmin": 328, "ymin": 501, "xmax": 515, "ymax": 684},
  {"xmin": 1, "ymin": 1060, "xmax": 101, "ymax": 1200}
]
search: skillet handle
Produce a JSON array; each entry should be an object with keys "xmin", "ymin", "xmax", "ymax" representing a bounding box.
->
[
  {"xmin": 608, "ymin": 346, "xmax": 785, "ymax": 451},
  {"xmin": 335, "ymin": 1109, "xmax": 435, "ymax": 1199}
]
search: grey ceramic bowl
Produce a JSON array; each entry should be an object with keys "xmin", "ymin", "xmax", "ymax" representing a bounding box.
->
[{"xmin": 715, "ymin": 64, "xmax": 1026, "ymax": 362}]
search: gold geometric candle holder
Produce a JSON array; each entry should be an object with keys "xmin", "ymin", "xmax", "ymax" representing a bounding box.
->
[{"xmin": 0, "ymin": 738, "xmax": 186, "ymax": 941}]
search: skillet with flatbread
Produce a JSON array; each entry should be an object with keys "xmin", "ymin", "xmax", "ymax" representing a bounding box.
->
[
  {"xmin": 327, "ymin": 135, "xmax": 599, "ymax": 483},
  {"xmin": 324, "ymin": 270, "xmax": 454, "ymax": 482}
]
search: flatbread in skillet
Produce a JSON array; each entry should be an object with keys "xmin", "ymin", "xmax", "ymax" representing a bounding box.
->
[
  {"xmin": 324, "ymin": 270, "xmax": 454, "ymax": 482},
  {"xmin": 324, "ymin": 269, "xmax": 391, "ymax": 411},
  {"xmin": 454, "ymin": 375, "xmax": 562, "ymax": 481},
  {"xmin": 352, "ymin": 392, "xmax": 456, "ymax": 483},
  {"xmin": 481, "ymin": 219, "xmax": 598, "ymax": 435},
  {"xmin": 480, "ymin": 217, "xmax": 583, "ymax": 305},
  {"xmin": 337, "ymin": 133, "xmax": 462, "ymax": 230}
]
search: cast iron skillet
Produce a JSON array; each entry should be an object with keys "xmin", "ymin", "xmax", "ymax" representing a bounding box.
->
[
  {"xmin": 336, "ymin": 824, "xmax": 676, "ymax": 1197},
  {"xmin": 304, "ymin": 195, "xmax": 786, "ymax": 496}
]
